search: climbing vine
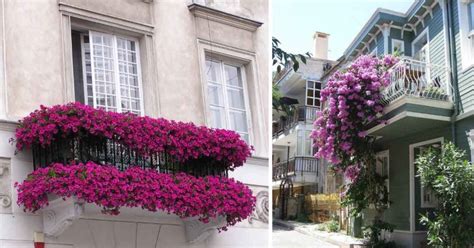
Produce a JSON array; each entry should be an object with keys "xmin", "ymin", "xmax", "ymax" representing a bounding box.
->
[{"xmin": 311, "ymin": 55, "xmax": 398, "ymax": 218}]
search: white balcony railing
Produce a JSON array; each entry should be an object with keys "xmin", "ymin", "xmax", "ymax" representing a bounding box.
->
[{"xmin": 381, "ymin": 58, "xmax": 452, "ymax": 105}]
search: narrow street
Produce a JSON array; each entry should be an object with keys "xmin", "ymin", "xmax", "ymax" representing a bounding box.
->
[{"xmin": 272, "ymin": 225, "xmax": 339, "ymax": 248}]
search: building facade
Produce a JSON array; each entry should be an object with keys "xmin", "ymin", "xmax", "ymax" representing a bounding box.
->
[
  {"xmin": 0, "ymin": 0, "xmax": 269, "ymax": 247},
  {"xmin": 272, "ymin": 32, "xmax": 336, "ymax": 220},
  {"xmin": 321, "ymin": 0, "xmax": 474, "ymax": 247}
]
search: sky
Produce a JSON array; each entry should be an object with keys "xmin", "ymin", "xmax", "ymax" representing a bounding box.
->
[{"xmin": 273, "ymin": 0, "xmax": 415, "ymax": 61}]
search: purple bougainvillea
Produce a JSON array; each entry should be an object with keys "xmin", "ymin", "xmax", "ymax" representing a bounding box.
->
[{"xmin": 311, "ymin": 55, "xmax": 398, "ymax": 176}]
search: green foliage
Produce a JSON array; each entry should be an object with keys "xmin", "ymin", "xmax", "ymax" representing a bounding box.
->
[
  {"xmin": 326, "ymin": 219, "xmax": 340, "ymax": 232},
  {"xmin": 272, "ymin": 37, "xmax": 310, "ymax": 74},
  {"xmin": 416, "ymin": 142, "xmax": 474, "ymax": 248},
  {"xmin": 341, "ymin": 166, "xmax": 390, "ymax": 216},
  {"xmin": 363, "ymin": 220, "xmax": 397, "ymax": 248}
]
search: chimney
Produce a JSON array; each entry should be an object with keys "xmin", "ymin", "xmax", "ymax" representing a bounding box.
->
[{"xmin": 313, "ymin": 31, "xmax": 329, "ymax": 60}]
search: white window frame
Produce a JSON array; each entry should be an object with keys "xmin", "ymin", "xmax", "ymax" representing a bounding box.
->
[
  {"xmin": 296, "ymin": 128, "xmax": 313, "ymax": 157},
  {"xmin": 457, "ymin": 0, "xmax": 474, "ymax": 70},
  {"xmin": 80, "ymin": 30, "xmax": 145, "ymax": 115},
  {"xmin": 409, "ymin": 137, "xmax": 443, "ymax": 232},
  {"xmin": 391, "ymin": 39, "xmax": 405, "ymax": 54},
  {"xmin": 370, "ymin": 47, "xmax": 377, "ymax": 56},
  {"xmin": 376, "ymin": 150, "xmax": 390, "ymax": 207},
  {"xmin": 306, "ymin": 80, "xmax": 321, "ymax": 108},
  {"xmin": 411, "ymin": 28, "xmax": 430, "ymax": 63},
  {"xmin": 204, "ymin": 57, "xmax": 253, "ymax": 144}
]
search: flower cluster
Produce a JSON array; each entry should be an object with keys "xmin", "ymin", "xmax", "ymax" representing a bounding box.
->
[
  {"xmin": 14, "ymin": 102, "xmax": 252, "ymax": 170},
  {"xmin": 16, "ymin": 162, "xmax": 255, "ymax": 231},
  {"xmin": 311, "ymin": 55, "xmax": 398, "ymax": 173}
]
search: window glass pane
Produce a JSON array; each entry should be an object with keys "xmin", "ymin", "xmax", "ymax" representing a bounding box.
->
[
  {"xmin": 224, "ymin": 65, "xmax": 242, "ymax": 87},
  {"xmin": 229, "ymin": 110, "xmax": 248, "ymax": 132},
  {"xmin": 208, "ymin": 84, "xmax": 224, "ymax": 106},
  {"xmin": 305, "ymin": 130, "xmax": 312, "ymax": 156},
  {"xmin": 307, "ymin": 81, "xmax": 314, "ymax": 88},
  {"xmin": 206, "ymin": 59, "xmax": 221, "ymax": 83},
  {"xmin": 297, "ymin": 130, "xmax": 303, "ymax": 155},
  {"xmin": 469, "ymin": 3, "xmax": 474, "ymax": 30},
  {"xmin": 315, "ymin": 82, "xmax": 321, "ymax": 89},
  {"xmin": 307, "ymin": 89, "xmax": 314, "ymax": 97},
  {"xmin": 307, "ymin": 98, "xmax": 313, "ymax": 106},
  {"xmin": 116, "ymin": 38, "xmax": 141, "ymax": 114},
  {"xmin": 227, "ymin": 88, "xmax": 245, "ymax": 109},
  {"xmin": 90, "ymin": 33, "xmax": 116, "ymax": 112},
  {"xmin": 210, "ymin": 106, "xmax": 225, "ymax": 129}
]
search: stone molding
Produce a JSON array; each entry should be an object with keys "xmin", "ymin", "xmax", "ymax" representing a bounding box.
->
[
  {"xmin": 188, "ymin": 3, "xmax": 262, "ymax": 32},
  {"xmin": 0, "ymin": 158, "xmax": 11, "ymax": 213}
]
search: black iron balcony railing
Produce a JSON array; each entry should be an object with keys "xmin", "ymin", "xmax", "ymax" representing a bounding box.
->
[
  {"xmin": 32, "ymin": 135, "xmax": 228, "ymax": 177},
  {"xmin": 273, "ymin": 106, "xmax": 318, "ymax": 138},
  {"xmin": 272, "ymin": 156, "xmax": 319, "ymax": 181}
]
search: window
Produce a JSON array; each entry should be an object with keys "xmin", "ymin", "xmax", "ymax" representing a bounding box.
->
[
  {"xmin": 72, "ymin": 30, "xmax": 143, "ymax": 115},
  {"xmin": 458, "ymin": 0, "xmax": 474, "ymax": 69},
  {"xmin": 414, "ymin": 142, "xmax": 441, "ymax": 208},
  {"xmin": 370, "ymin": 47, "xmax": 377, "ymax": 56},
  {"xmin": 205, "ymin": 58, "xmax": 250, "ymax": 143},
  {"xmin": 391, "ymin": 39, "xmax": 405, "ymax": 55},
  {"xmin": 469, "ymin": 2, "xmax": 474, "ymax": 31},
  {"xmin": 376, "ymin": 150, "xmax": 390, "ymax": 206},
  {"xmin": 297, "ymin": 129, "xmax": 312, "ymax": 156},
  {"xmin": 412, "ymin": 29, "xmax": 429, "ymax": 63},
  {"xmin": 306, "ymin": 81, "xmax": 321, "ymax": 108}
]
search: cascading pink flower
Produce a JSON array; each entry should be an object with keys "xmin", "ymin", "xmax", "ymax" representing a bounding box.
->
[
  {"xmin": 13, "ymin": 102, "xmax": 252, "ymax": 171},
  {"xmin": 15, "ymin": 162, "xmax": 256, "ymax": 231},
  {"xmin": 311, "ymin": 55, "xmax": 398, "ymax": 174}
]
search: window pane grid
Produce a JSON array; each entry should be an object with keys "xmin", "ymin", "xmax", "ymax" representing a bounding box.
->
[
  {"xmin": 82, "ymin": 32, "xmax": 142, "ymax": 115},
  {"xmin": 206, "ymin": 58, "xmax": 249, "ymax": 143}
]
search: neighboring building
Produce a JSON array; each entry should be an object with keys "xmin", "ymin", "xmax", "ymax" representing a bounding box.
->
[
  {"xmin": 0, "ymin": 0, "xmax": 269, "ymax": 247},
  {"xmin": 272, "ymin": 32, "xmax": 336, "ymax": 219},
  {"xmin": 321, "ymin": 0, "xmax": 474, "ymax": 247}
]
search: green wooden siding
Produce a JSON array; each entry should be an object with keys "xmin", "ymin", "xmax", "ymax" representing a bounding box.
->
[{"xmin": 453, "ymin": 0, "xmax": 474, "ymax": 114}]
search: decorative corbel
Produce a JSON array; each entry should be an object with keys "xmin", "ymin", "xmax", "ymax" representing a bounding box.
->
[
  {"xmin": 42, "ymin": 197, "xmax": 84, "ymax": 237},
  {"xmin": 183, "ymin": 216, "xmax": 227, "ymax": 243}
]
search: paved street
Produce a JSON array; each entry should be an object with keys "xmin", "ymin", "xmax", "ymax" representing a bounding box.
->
[{"xmin": 272, "ymin": 225, "xmax": 339, "ymax": 248}]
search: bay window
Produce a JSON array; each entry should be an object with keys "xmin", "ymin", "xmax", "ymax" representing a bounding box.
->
[
  {"xmin": 205, "ymin": 58, "xmax": 250, "ymax": 143},
  {"xmin": 72, "ymin": 30, "xmax": 143, "ymax": 115}
]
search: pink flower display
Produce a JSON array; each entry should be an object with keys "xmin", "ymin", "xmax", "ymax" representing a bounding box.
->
[
  {"xmin": 15, "ymin": 162, "xmax": 255, "ymax": 231},
  {"xmin": 311, "ymin": 55, "xmax": 398, "ymax": 172},
  {"xmin": 14, "ymin": 102, "xmax": 252, "ymax": 170}
]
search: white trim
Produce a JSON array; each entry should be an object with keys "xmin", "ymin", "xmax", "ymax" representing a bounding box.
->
[
  {"xmin": 376, "ymin": 150, "xmax": 390, "ymax": 207},
  {"xmin": 409, "ymin": 137, "xmax": 444, "ymax": 232},
  {"xmin": 457, "ymin": 0, "xmax": 474, "ymax": 70},
  {"xmin": 391, "ymin": 39, "xmax": 405, "ymax": 54}
]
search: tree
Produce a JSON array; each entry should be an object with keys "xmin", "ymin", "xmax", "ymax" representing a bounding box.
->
[
  {"xmin": 272, "ymin": 37, "xmax": 310, "ymax": 73},
  {"xmin": 416, "ymin": 142, "xmax": 474, "ymax": 247}
]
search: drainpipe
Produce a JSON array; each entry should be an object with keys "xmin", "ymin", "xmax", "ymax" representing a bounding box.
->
[{"xmin": 445, "ymin": 0, "xmax": 460, "ymax": 145}]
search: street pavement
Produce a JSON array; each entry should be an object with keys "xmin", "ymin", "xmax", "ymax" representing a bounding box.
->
[{"xmin": 272, "ymin": 224, "xmax": 339, "ymax": 248}]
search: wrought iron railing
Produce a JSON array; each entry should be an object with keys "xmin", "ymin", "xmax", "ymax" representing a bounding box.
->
[
  {"xmin": 272, "ymin": 156, "xmax": 319, "ymax": 181},
  {"xmin": 381, "ymin": 58, "xmax": 452, "ymax": 105},
  {"xmin": 273, "ymin": 106, "xmax": 318, "ymax": 138},
  {"xmin": 32, "ymin": 135, "xmax": 228, "ymax": 177}
]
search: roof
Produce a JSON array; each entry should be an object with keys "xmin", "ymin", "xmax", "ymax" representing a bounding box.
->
[{"xmin": 343, "ymin": 0, "xmax": 437, "ymax": 58}]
